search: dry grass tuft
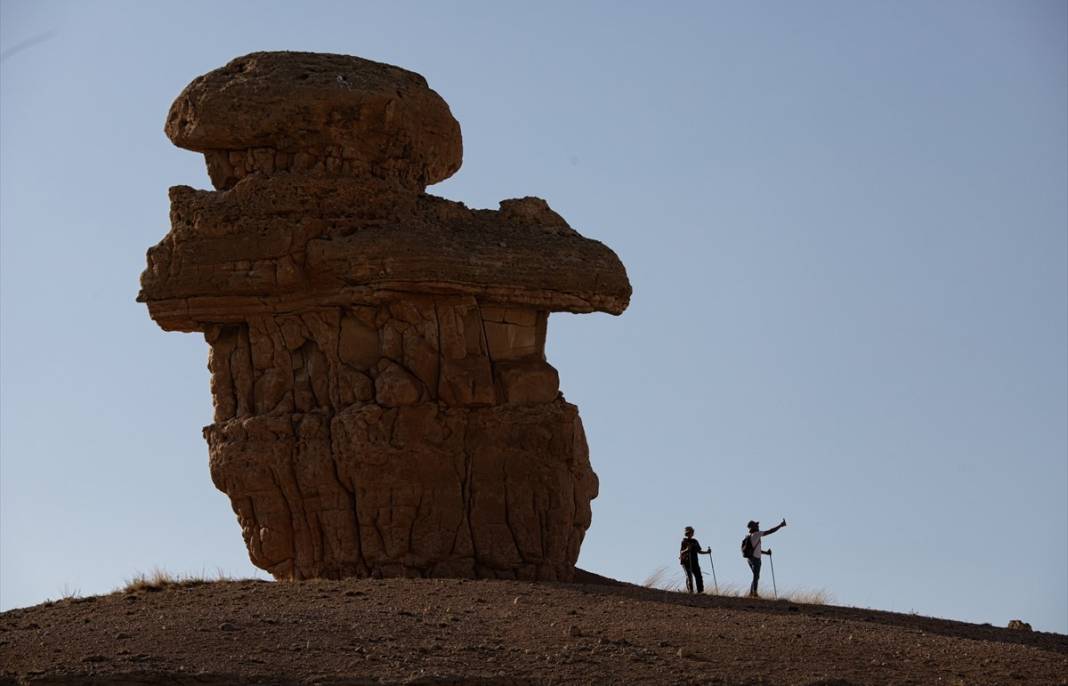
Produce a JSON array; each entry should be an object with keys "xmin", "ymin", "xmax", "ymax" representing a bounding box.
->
[
  {"xmin": 59, "ymin": 583, "xmax": 81, "ymax": 600},
  {"xmin": 642, "ymin": 565, "xmax": 683, "ymax": 591},
  {"xmin": 121, "ymin": 567, "xmax": 237, "ymax": 594},
  {"xmin": 778, "ymin": 588, "xmax": 832, "ymax": 605},
  {"xmin": 642, "ymin": 566, "xmax": 831, "ymax": 605}
]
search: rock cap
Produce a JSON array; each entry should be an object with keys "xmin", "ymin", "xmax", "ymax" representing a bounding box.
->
[
  {"xmin": 138, "ymin": 175, "xmax": 631, "ymax": 331},
  {"xmin": 165, "ymin": 51, "xmax": 462, "ymax": 190}
]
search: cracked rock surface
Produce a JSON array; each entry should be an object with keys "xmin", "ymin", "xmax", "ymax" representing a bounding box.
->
[
  {"xmin": 165, "ymin": 51, "xmax": 462, "ymax": 191},
  {"xmin": 138, "ymin": 51, "xmax": 631, "ymax": 582}
]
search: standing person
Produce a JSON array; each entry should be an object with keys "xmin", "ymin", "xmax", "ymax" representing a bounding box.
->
[
  {"xmin": 679, "ymin": 526, "xmax": 710, "ymax": 594},
  {"xmin": 743, "ymin": 518, "xmax": 786, "ymax": 598}
]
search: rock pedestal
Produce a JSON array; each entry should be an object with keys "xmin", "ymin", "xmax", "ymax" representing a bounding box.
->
[{"xmin": 139, "ymin": 52, "xmax": 631, "ymax": 581}]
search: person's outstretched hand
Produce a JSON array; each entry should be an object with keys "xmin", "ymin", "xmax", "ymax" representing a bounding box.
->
[
  {"xmin": 765, "ymin": 549, "xmax": 772, "ymax": 555},
  {"xmin": 780, "ymin": 518, "xmax": 787, "ymax": 527}
]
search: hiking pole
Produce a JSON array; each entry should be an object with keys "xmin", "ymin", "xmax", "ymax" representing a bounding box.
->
[
  {"xmin": 768, "ymin": 551, "xmax": 777, "ymax": 599},
  {"xmin": 706, "ymin": 550, "xmax": 718, "ymax": 594}
]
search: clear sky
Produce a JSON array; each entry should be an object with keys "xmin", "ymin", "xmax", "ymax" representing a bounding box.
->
[{"xmin": 2, "ymin": 0, "xmax": 1065, "ymax": 633}]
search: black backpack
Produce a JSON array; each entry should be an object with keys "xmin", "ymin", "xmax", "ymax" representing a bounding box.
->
[
  {"xmin": 679, "ymin": 539, "xmax": 694, "ymax": 564},
  {"xmin": 741, "ymin": 534, "xmax": 754, "ymax": 559}
]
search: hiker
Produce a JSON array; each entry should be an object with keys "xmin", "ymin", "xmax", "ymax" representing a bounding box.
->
[
  {"xmin": 679, "ymin": 526, "xmax": 710, "ymax": 593},
  {"xmin": 742, "ymin": 518, "xmax": 786, "ymax": 597}
]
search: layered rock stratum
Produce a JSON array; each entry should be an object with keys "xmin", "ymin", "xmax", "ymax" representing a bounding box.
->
[{"xmin": 138, "ymin": 51, "xmax": 631, "ymax": 582}]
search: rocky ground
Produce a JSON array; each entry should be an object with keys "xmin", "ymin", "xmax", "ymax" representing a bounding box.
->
[{"xmin": 1, "ymin": 572, "xmax": 1064, "ymax": 685}]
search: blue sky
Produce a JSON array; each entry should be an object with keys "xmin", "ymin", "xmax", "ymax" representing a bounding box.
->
[{"xmin": 2, "ymin": 1, "xmax": 1065, "ymax": 633}]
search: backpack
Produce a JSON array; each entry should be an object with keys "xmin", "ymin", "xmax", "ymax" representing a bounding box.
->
[
  {"xmin": 741, "ymin": 534, "xmax": 754, "ymax": 559},
  {"xmin": 679, "ymin": 539, "xmax": 692, "ymax": 564}
]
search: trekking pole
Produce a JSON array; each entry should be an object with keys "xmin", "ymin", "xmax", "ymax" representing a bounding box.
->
[
  {"xmin": 769, "ymin": 551, "xmax": 777, "ymax": 599},
  {"xmin": 707, "ymin": 550, "xmax": 718, "ymax": 594}
]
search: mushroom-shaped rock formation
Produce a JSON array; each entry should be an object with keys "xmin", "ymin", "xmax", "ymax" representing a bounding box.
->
[{"xmin": 139, "ymin": 51, "xmax": 631, "ymax": 582}]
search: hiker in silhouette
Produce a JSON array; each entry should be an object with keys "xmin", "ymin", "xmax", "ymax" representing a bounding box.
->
[
  {"xmin": 679, "ymin": 526, "xmax": 710, "ymax": 594},
  {"xmin": 743, "ymin": 518, "xmax": 786, "ymax": 597}
]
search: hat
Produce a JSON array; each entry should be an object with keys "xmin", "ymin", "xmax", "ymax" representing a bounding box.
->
[
  {"xmin": 684, "ymin": 526, "xmax": 694, "ymax": 533},
  {"xmin": 747, "ymin": 520, "xmax": 758, "ymax": 529}
]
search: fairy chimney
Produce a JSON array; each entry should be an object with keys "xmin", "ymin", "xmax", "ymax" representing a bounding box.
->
[{"xmin": 138, "ymin": 51, "xmax": 631, "ymax": 581}]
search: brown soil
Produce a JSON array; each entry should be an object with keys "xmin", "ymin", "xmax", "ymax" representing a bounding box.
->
[{"xmin": 1, "ymin": 572, "xmax": 1064, "ymax": 685}]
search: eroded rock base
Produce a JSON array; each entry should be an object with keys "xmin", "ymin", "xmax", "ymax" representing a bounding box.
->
[{"xmin": 201, "ymin": 296, "xmax": 597, "ymax": 581}]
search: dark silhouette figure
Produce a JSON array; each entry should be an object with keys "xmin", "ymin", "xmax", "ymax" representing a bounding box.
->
[
  {"xmin": 744, "ymin": 518, "xmax": 786, "ymax": 597},
  {"xmin": 679, "ymin": 526, "xmax": 710, "ymax": 593}
]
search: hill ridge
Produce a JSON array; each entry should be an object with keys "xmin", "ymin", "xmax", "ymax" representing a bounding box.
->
[{"xmin": 2, "ymin": 575, "xmax": 1064, "ymax": 685}]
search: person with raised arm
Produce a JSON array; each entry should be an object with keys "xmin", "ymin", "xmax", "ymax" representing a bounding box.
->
[{"xmin": 742, "ymin": 518, "xmax": 786, "ymax": 598}]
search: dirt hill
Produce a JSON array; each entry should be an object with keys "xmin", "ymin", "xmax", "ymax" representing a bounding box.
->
[{"xmin": 1, "ymin": 573, "xmax": 1064, "ymax": 685}]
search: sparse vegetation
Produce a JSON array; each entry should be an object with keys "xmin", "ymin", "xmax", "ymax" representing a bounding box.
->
[
  {"xmin": 642, "ymin": 565, "xmax": 831, "ymax": 605},
  {"xmin": 641, "ymin": 566, "xmax": 683, "ymax": 592},
  {"xmin": 59, "ymin": 583, "xmax": 81, "ymax": 600},
  {"xmin": 778, "ymin": 588, "xmax": 832, "ymax": 605},
  {"xmin": 120, "ymin": 567, "xmax": 239, "ymax": 593}
]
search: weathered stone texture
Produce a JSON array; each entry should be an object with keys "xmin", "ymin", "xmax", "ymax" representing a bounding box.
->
[
  {"xmin": 141, "ymin": 177, "xmax": 630, "ymax": 329},
  {"xmin": 140, "ymin": 52, "xmax": 629, "ymax": 582},
  {"xmin": 165, "ymin": 52, "xmax": 462, "ymax": 191}
]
